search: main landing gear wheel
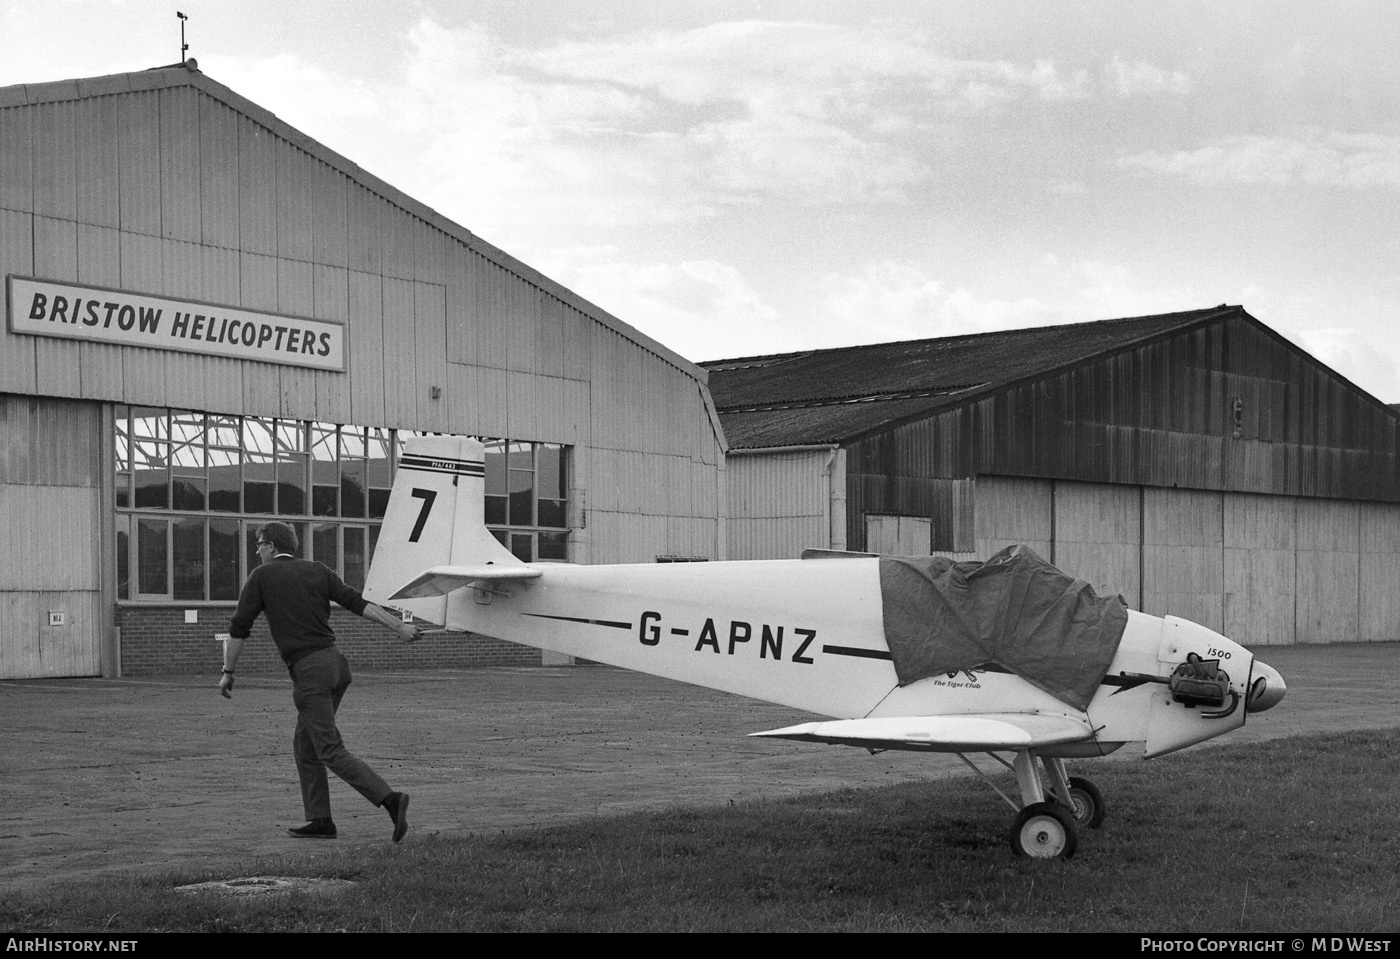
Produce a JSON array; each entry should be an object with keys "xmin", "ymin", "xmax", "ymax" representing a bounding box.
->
[
  {"xmin": 1066, "ymin": 776, "xmax": 1106, "ymax": 829},
  {"xmin": 1009, "ymin": 802, "xmax": 1078, "ymax": 859}
]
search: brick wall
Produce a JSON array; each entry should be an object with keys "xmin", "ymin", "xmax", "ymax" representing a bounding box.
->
[{"xmin": 115, "ymin": 606, "xmax": 541, "ymax": 676}]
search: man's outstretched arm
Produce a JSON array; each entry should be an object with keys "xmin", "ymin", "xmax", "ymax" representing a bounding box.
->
[{"xmin": 362, "ymin": 603, "xmax": 422, "ymax": 644}]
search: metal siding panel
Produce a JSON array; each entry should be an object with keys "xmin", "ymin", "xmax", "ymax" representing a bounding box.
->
[
  {"xmin": 1057, "ymin": 481, "xmax": 1143, "ymax": 612},
  {"xmin": 1295, "ymin": 499, "xmax": 1359, "ymax": 644},
  {"xmin": 117, "ymin": 90, "xmax": 161, "ymax": 237},
  {"xmin": 0, "ymin": 209, "xmax": 38, "ymax": 394},
  {"xmin": 473, "ymin": 255, "xmax": 507, "ymax": 369},
  {"xmin": 1223, "ymin": 493, "xmax": 1296, "ymax": 646},
  {"xmin": 560, "ymin": 303, "xmax": 592, "ymax": 382},
  {"xmin": 32, "ymin": 213, "xmax": 77, "ymax": 279},
  {"xmin": 414, "ymin": 280, "xmax": 448, "ymax": 431},
  {"xmin": 276, "ymin": 257, "xmax": 316, "ymax": 419},
  {"xmin": 275, "ymin": 139, "xmax": 313, "ymax": 263},
  {"xmin": 311, "ymin": 161, "xmax": 348, "ymax": 268},
  {"xmin": 159, "ymin": 87, "xmax": 201, "ymax": 242},
  {"xmin": 238, "ymin": 251, "xmax": 281, "ymax": 418},
  {"xmin": 238, "ymin": 116, "xmax": 277, "ymax": 255},
  {"xmin": 0, "ymin": 397, "xmax": 28, "ymax": 483},
  {"xmin": 975, "ymin": 477, "xmax": 1053, "ymax": 556},
  {"xmin": 0, "ymin": 485, "xmax": 98, "ymax": 588},
  {"xmin": 726, "ymin": 451, "xmax": 829, "ymax": 559},
  {"xmin": 346, "ymin": 183, "xmax": 381, "ymax": 275},
  {"xmin": 157, "ymin": 238, "xmax": 209, "ymax": 411},
  {"xmin": 381, "ymin": 277, "xmax": 417, "ymax": 427},
  {"xmin": 1142, "ymin": 486, "xmax": 1222, "ymax": 629},
  {"xmin": 312, "ymin": 263, "xmax": 351, "ymax": 423},
  {"xmin": 31, "ymin": 216, "xmax": 81, "ymax": 399},
  {"xmin": 413, "ymin": 219, "xmax": 444, "ymax": 284},
  {"xmin": 444, "ymin": 243, "xmax": 473, "ymax": 365},
  {"xmin": 529, "ymin": 374, "xmax": 567, "ymax": 444},
  {"xmin": 76, "ymin": 224, "xmax": 125, "ymax": 397},
  {"xmin": 1359, "ymin": 503, "xmax": 1400, "ymax": 642},
  {"xmin": 380, "ymin": 201, "xmax": 415, "ymax": 281},
  {"xmin": 443, "ymin": 361, "xmax": 484, "ymax": 437},
  {"xmin": 505, "ymin": 279, "xmax": 535, "ymax": 373},
  {"xmin": 0, "ymin": 592, "xmax": 40, "ymax": 678},
  {"xmin": 347, "ymin": 270, "xmax": 385, "ymax": 427},
  {"xmin": 0, "ymin": 105, "xmax": 33, "ymax": 212},
  {"xmin": 473, "ymin": 363, "xmax": 508, "ymax": 440},
  {"xmin": 188, "ymin": 241, "xmax": 244, "ymax": 411},
  {"xmin": 199, "ymin": 95, "xmax": 240, "ymax": 249},
  {"xmin": 536, "ymin": 292, "xmax": 564, "ymax": 379},
  {"xmin": 31, "ymin": 100, "xmax": 76, "ymax": 221}
]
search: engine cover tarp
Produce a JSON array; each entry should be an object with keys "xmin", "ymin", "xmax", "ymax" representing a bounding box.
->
[{"xmin": 879, "ymin": 545, "xmax": 1128, "ymax": 711}]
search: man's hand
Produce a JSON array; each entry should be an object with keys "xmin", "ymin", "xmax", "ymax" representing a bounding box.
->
[
  {"xmin": 400, "ymin": 622, "xmax": 422, "ymax": 645},
  {"xmin": 218, "ymin": 671, "xmax": 235, "ymax": 699}
]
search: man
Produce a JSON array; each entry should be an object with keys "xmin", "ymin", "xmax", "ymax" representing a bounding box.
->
[{"xmin": 220, "ymin": 521, "xmax": 420, "ymax": 842}]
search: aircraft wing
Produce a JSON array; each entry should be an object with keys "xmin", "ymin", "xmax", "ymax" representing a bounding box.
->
[
  {"xmin": 390, "ymin": 564, "xmax": 543, "ymax": 600},
  {"xmin": 749, "ymin": 713, "xmax": 1094, "ymax": 752}
]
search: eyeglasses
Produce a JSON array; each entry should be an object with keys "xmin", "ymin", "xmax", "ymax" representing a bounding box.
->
[{"xmin": 256, "ymin": 540, "xmax": 272, "ymax": 549}]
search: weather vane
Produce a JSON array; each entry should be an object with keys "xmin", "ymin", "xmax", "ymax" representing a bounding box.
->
[{"xmin": 177, "ymin": 11, "xmax": 189, "ymax": 63}]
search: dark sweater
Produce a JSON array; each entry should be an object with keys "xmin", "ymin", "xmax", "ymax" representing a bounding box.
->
[{"xmin": 229, "ymin": 556, "xmax": 369, "ymax": 666}]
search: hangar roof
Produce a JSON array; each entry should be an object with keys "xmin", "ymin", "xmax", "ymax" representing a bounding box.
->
[{"xmin": 702, "ymin": 306, "xmax": 1238, "ymax": 449}]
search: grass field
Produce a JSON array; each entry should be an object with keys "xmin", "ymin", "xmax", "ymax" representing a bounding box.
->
[{"xmin": 3, "ymin": 729, "xmax": 1397, "ymax": 933}]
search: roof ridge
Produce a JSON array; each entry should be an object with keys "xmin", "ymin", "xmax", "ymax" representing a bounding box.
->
[
  {"xmin": 701, "ymin": 306, "xmax": 1236, "ymax": 368},
  {"xmin": 716, "ymin": 383, "xmax": 987, "ymax": 413}
]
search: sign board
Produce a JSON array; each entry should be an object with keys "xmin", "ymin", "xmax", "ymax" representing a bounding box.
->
[{"xmin": 7, "ymin": 276, "xmax": 346, "ymax": 372}]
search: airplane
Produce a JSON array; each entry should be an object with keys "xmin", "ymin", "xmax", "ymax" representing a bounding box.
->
[{"xmin": 364, "ymin": 435, "xmax": 1287, "ymax": 859}]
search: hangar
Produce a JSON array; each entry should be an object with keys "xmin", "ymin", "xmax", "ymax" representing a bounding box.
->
[
  {"xmin": 0, "ymin": 63, "xmax": 726, "ymax": 679},
  {"xmin": 703, "ymin": 307, "xmax": 1400, "ymax": 647}
]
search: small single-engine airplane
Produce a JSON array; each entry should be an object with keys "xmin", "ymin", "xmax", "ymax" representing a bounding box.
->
[{"xmin": 365, "ymin": 436, "xmax": 1286, "ymax": 859}]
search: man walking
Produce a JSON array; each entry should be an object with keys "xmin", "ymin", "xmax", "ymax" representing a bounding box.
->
[{"xmin": 220, "ymin": 521, "xmax": 420, "ymax": 842}]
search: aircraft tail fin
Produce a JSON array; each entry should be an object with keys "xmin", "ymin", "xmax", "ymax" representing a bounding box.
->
[{"xmin": 363, "ymin": 435, "xmax": 521, "ymax": 624}]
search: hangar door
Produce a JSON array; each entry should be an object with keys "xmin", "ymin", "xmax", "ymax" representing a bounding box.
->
[{"xmin": 0, "ymin": 398, "xmax": 104, "ymax": 678}]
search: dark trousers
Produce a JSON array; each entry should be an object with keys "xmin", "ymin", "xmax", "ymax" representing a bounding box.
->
[{"xmin": 290, "ymin": 647, "xmax": 392, "ymax": 820}]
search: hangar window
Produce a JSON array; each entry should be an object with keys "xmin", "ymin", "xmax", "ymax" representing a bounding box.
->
[
  {"xmin": 460, "ymin": 437, "xmax": 568, "ymax": 563},
  {"xmin": 116, "ymin": 407, "xmax": 571, "ymax": 601}
]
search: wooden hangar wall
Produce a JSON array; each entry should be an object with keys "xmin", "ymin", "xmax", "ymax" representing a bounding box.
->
[
  {"xmin": 731, "ymin": 313, "xmax": 1400, "ymax": 647},
  {"xmin": 0, "ymin": 66, "xmax": 725, "ymax": 679}
]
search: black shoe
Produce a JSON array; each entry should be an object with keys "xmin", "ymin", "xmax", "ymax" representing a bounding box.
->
[
  {"xmin": 287, "ymin": 818, "xmax": 337, "ymax": 839},
  {"xmin": 384, "ymin": 792, "xmax": 410, "ymax": 843}
]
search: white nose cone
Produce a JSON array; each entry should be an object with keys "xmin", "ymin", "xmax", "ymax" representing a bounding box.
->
[{"xmin": 1247, "ymin": 660, "xmax": 1286, "ymax": 713}]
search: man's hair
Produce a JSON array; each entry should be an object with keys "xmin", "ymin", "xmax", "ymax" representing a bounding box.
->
[{"xmin": 258, "ymin": 521, "xmax": 298, "ymax": 555}]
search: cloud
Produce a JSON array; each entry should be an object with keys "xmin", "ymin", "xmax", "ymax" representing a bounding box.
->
[
  {"xmin": 536, "ymin": 246, "xmax": 781, "ymax": 359},
  {"xmin": 1105, "ymin": 56, "xmax": 1192, "ymax": 96},
  {"xmin": 822, "ymin": 261, "xmax": 953, "ymax": 340},
  {"xmin": 185, "ymin": 16, "xmax": 1196, "ymax": 246},
  {"xmin": 1117, "ymin": 130, "xmax": 1400, "ymax": 189},
  {"xmin": 816, "ymin": 256, "xmax": 1206, "ymax": 346},
  {"xmin": 1295, "ymin": 326, "xmax": 1400, "ymax": 401}
]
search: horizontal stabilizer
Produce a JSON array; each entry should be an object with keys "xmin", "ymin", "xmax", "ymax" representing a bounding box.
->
[
  {"xmin": 390, "ymin": 564, "xmax": 543, "ymax": 600},
  {"xmin": 750, "ymin": 713, "xmax": 1093, "ymax": 752}
]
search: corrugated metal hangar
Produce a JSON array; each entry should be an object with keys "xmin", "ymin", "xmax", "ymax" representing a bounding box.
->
[
  {"xmin": 703, "ymin": 307, "xmax": 1400, "ymax": 647},
  {"xmin": 0, "ymin": 64, "xmax": 725, "ymax": 679},
  {"xmin": 3, "ymin": 64, "xmax": 1396, "ymax": 680}
]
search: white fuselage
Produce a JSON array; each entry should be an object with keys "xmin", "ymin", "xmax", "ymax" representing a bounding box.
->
[{"xmin": 444, "ymin": 557, "xmax": 1257, "ymax": 759}]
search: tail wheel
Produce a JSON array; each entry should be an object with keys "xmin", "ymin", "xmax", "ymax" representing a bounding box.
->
[
  {"xmin": 1066, "ymin": 776, "xmax": 1107, "ymax": 829},
  {"xmin": 1009, "ymin": 801, "xmax": 1078, "ymax": 859}
]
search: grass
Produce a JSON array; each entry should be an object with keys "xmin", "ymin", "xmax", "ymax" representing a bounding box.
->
[{"xmin": 4, "ymin": 729, "xmax": 1398, "ymax": 932}]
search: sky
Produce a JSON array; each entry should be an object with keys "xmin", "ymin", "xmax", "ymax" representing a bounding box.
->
[{"xmin": 3, "ymin": 1, "xmax": 1399, "ymax": 400}]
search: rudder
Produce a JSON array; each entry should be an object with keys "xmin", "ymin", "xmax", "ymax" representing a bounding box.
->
[{"xmin": 363, "ymin": 435, "xmax": 519, "ymax": 623}]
